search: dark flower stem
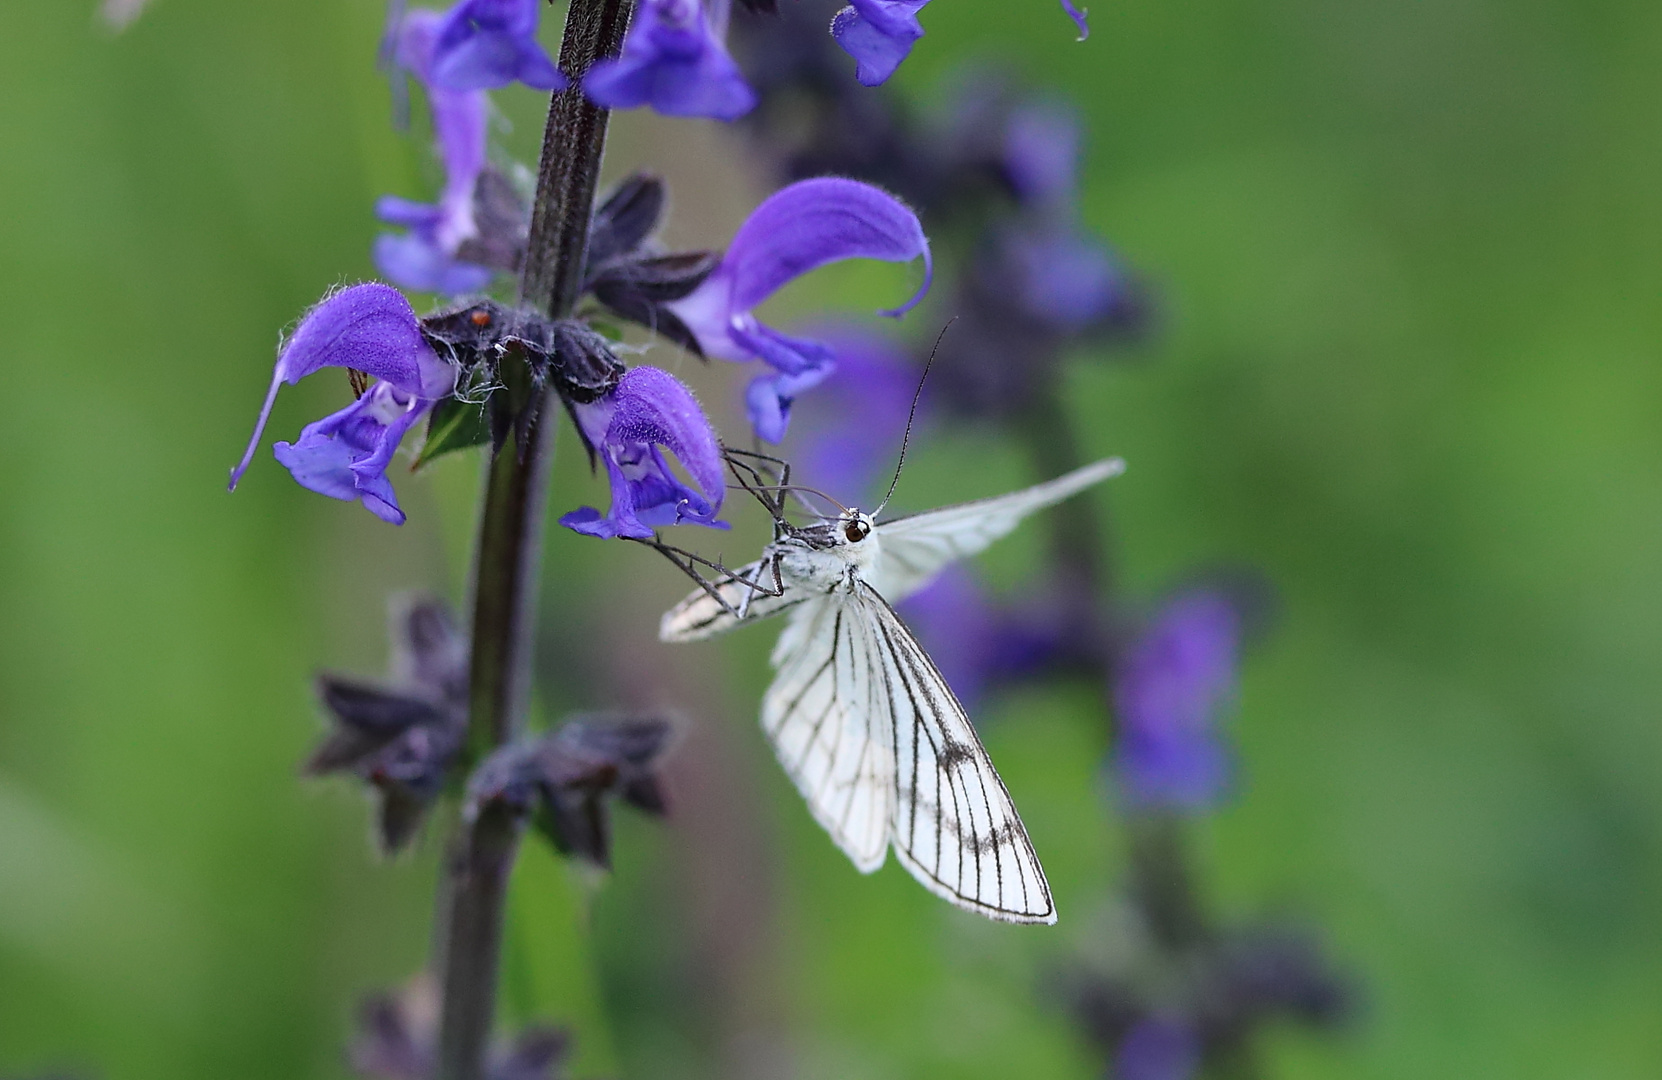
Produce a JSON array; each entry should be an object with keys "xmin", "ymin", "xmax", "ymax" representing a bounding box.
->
[
  {"xmin": 434, "ymin": 2, "xmax": 634, "ymax": 1078},
  {"xmin": 522, "ymin": 0, "xmax": 636, "ymax": 317},
  {"xmin": 1017, "ymin": 378, "xmax": 1209, "ymax": 952}
]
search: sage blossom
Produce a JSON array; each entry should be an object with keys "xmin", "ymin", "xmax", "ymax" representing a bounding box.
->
[
  {"xmin": 584, "ymin": 0, "xmax": 757, "ymax": 120},
  {"xmin": 663, "ymin": 177, "xmax": 931, "ymax": 439},
  {"xmin": 559, "ymin": 365, "xmax": 728, "ymax": 539},
  {"xmin": 428, "ymin": 0, "xmax": 565, "ymax": 91},
  {"xmin": 229, "ymin": 283, "xmax": 455, "ymax": 525}
]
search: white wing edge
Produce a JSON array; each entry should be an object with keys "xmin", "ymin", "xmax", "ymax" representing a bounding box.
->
[
  {"xmin": 881, "ymin": 457, "xmax": 1126, "ymax": 535},
  {"xmin": 871, "ymin": 456, "xmax": 1126, "ymax": 604}
]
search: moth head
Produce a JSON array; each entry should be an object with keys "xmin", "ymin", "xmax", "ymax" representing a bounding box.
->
[{"xmin": 840, "ymin": 510, "xmax": 875, "ymax": 545}]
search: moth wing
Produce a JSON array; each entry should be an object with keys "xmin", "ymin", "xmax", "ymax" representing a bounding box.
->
[
  {"xmin": 659, "ymin": 557, "xmax": 808, "ymax": 643},
  {"xmin": 872, "ymin": 457, "xmax": 1124, "ymax": 603},
  {"xmin": 854, "ymin": 583, "xmax": 1056, "ymax": 924},
  {"xmin": 761, "ymin": 591, "xmax": 896, "ymax": 872}
]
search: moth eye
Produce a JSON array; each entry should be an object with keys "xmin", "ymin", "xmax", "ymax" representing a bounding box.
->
[
  {"xmin": 469, "ymin": 309, "xmax": 492, "ymax": 327},
  {"xmin": 844, "ymin": 518, "xmax": 871, "ymax": 543}
]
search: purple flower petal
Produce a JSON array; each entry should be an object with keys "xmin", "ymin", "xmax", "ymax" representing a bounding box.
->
[
  {"xmin": 275, "ymin": 284, "xmax": 452, "ymax": 394},
  {"xmin": 430, "ymin": 0, "xmax": 566, "ymax": 91},
  {"xmin": 230, "ymin": 284, "xmax": 454, "ymax": 514},
  {"xmin": 744, "ymin": 357, "xmax": 835, "ymax": 443},
  {"xmin": 271, "ymin": 382, "xmax": 428, "ymax": 525},
  {"xmin": 583, "ymin": 0, "xmax": 757, "ymax": 120},
  {"xmin": 727, "ymin": 319, "xmax": 837, "ymax": 377},
  {"xmin": 560, "ymin": 366, "xmax": 728, "ymax": 539},
  {"xmin": 1059, "ymin": 0, "xmax": 1089, "ymax": 41},
  {"xmin": 1004, "ymin": 226, "xmax": 1124, "ymax": 330},
  {"xmin": 723, "ymin": 177, "xmax": 931, "ymax": 316},
  {"xmin": 375, "ymin": 196, "xmax": 444, "ymax": 231},
  {"xmin": 830, "ymin": 0, "xmax": 928, "ymax": 87},
  {"xmin": 662, "ymin": 178, "xmax": 932, "ymax": 411}
]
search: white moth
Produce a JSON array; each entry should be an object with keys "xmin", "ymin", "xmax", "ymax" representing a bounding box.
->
[{"xmin": 659, "ymin": 457, "xmax": 1125, "ymax": 924}]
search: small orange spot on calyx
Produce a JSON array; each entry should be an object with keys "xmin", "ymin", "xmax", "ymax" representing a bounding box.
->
[{"xmin": 469, "ymin": 309, "xmax": 492, "ymax": 327}]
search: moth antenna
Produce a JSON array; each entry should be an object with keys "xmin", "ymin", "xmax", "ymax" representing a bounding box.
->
[
  {"xmin": 737, "ymin": 483, "xmax": 849, "ymax": 515},
  {"xmin": 875, "ymin": 318, "xmax": 954, "ymax": 517}
]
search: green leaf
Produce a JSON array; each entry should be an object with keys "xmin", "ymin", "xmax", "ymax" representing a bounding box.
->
[
  {"xmin": 588, "ymin": 318, "xmax": 626, "ymax": 342},
  {"xmin": 413, "ymin": 396, "xmax": 489, "ymax": 470}
]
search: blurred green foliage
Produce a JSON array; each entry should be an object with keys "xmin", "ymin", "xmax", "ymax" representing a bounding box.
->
[{"xmin": 1, "ymin": 0, "xmax": 1660, "ymax": 1078}]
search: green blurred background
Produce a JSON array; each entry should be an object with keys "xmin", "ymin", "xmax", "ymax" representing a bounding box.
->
[{"xmin": 2, "ymin": 0, "xmax": 1661, "ymax": 1076}]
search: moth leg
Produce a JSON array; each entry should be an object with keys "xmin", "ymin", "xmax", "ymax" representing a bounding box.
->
[
  {"xmin": 725, "ymin": 447, "xmax": 797, "ymax": 522},
  {"xmin": 630, "ymin": 535, "xmax": 788, "ymax": 621},
  {"xmin": 629, "ymin": 537, "xmax": 750, "ymax": 620}
]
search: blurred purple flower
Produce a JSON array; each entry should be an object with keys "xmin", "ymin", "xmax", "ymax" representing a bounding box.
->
[
  {"xmin": 1111, "ymin": 590, "xmax": 1240, "ymax": 811},
  {"xmin": 1002, "ymin": 101, "xmax": 1080, "ymax": 207},
  {"xmin": 377, "ymin": 9, "xmax": 496, "ymax": 295},
  {"xmin": 898, "ymin": 566, "xmax": 1083, "ymax": 707},
  {"xmin": 229, "ymin": 283, "xmax": 455, "ymax": 525},
  {"xmin": 1003, "ymin": 225, "xmax": 1129, "ymax": 331},
  {"xmin": 1114, "ymin": 1014, "xmax": 1201, "ymax": 1080},
  {"xmin": 584, "ymin": 0, "xmax": 757, "ymax": 120},
  {"xmin": 830, "ymin": 0, "xmax": 1086, "ymax": 87},
  {"xmin": 429, "ymin": 0, "xmax": 565, "ymax": 91},
  {"xmin": 665, "ymin": 177, "xmax": 931, "ymax": 439},
  {"xmin": 777, "ymin": 326, "xmax": 915, "ymax": 495},
  {"xmin": 559, "ymin": 365, "xmax": 728, "ymax": 539}
]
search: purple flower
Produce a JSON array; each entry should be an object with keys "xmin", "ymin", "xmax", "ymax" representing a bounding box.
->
[
  {"xmin": 1003, "ymin": 102, "xmax": 1080, "ymax": 207},
  {"xmin": 559, "ymin": 366, "xmax": 728, "ymax": 539},
  {"xmin": 377, "ymin": 9, "xmax": 496, "ymax": 295},
  {"xmin": 1113, "ymin": 1015, "xmax": 1201, "ymax": 1080},
  {"xmin": 831, "ymin": 0, "xmax": 1084, "ymax": 86},
  {"xmin": 229, "ymin": 283, "xmax": 455, "ymax": 525},
  {"xmin": 428, "ymin": 0, "xmax": 565, "ymax": 91},
  {"xmin": 583, "ymin": 0, "xmax": 757, "ymax": 120},
  {"xmin": 1111, "ymin": 590, "xmax": 1240, "ymax": 811},
  {"xmin": 664, "ymin": 177, "xmax": 931, "ymax": 439},
  {"xmin": 830, "ymin": 0, "xmax": 928, "ymax": 87},
  {"xmin": 1003, "ymin": 225, "xmax": 1128, "ymax": 331}
]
